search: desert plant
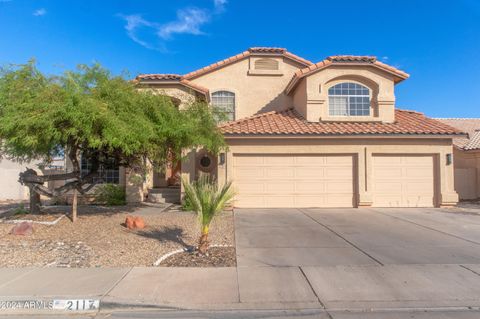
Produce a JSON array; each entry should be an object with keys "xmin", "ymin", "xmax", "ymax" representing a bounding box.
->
[
  {"xmin": 13, "ymin": 204, "xmax": 29, "ymax": 216},
  {"xmin": 182, "ymin": 174, "xmax": 235, "ymax": 255},
  {"xmin": 94, "ymin": 184, "xmax": 126, "ymax": 206}
]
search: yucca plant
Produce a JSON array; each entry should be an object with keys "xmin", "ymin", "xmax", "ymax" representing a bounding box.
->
[{"xmin": 182, "ymin": 174, "xmax": 235, "ymax": 255}]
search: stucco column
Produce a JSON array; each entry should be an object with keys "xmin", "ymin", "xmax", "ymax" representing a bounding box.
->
[
  {"xmin": 377, "ymin": 99, "xmax": 395, "ymax": 123},
  {"xmin": 180, "ymin": 149, "xmax": 196, "ymax": 197},
  {"xmin": 125, "ymin": 167, "xmax": 144, "ymax": 203},
  {"xmin": 439, "ymin": 149, "xmax": 459, "ymax": 206},
  {"xmin": 357, "ymin": 147, "xmax": 373, "ymax": 207}
]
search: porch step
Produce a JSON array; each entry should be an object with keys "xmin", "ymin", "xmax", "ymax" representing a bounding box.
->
[{"xmin": 146, "ymin": 187, "xmax": 181, "ymax": 204}]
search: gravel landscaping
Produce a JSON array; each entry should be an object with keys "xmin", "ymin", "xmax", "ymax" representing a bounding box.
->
[
  {"xmin": 0, "ymin": 204, "xmax": 234, "ymax": 267},
  {"xmin": 159, "ymin": 247, "xmax": 236, "ymax": 267}
]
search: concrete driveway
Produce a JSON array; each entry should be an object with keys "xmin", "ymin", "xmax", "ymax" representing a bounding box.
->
[
  {"xmin": 235, "ymin": 207, "xmax": 480, "ymax": 267},
  {"xmin": 234, "ymin": 208, "xmax": 480, "ymax": 310}
]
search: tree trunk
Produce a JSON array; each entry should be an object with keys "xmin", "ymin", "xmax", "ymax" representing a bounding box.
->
[
  {"xmin": 29, "ymin": 185, "xmax": 41, "ymax": 214},
  {"xmin": 71, "ymin": 189, "xmax": 78, "ymax": 222},
  {"xmin": 198, "ymin": 225, "xmax": 209, "ymax": 255}
]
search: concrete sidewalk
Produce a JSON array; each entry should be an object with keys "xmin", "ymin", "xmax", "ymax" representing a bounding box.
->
[{"xmin": 2, "ymin": 264, "xmax": 480, "ymax": 315}]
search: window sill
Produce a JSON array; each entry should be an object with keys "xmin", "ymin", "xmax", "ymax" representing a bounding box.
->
[
  {"xmin": 247, "ymin": 69, "xmax": 284, "ymax": 76},
  {"xmin": 319, "ymin": 116, "xmax": 383, "ymax": 123}
]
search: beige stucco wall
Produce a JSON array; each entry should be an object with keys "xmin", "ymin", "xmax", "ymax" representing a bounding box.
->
[
  {"xmin": 212, "ymin": 137, "xmax": 458, "ymax": 207},
  {"xmin": 190, "ymin": 56, "xmax": 305, "ymax": 119},
  {"xmin": 453, "ymin": 149, "xmax": 480, "ymax": 199},
  {"xmin": 139, "ymin": 84, "xmax": 198, "ymax": 109},
  {"xmin": 0, "ymin": 159, "xmax": 33, "ymax": 201},
  {"xmin": 295, "ymin": 65, "xmax": 396, "ymax": 123}
]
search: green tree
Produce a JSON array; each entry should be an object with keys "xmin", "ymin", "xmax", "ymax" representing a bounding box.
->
[
  {"xmin": 0, "ymin": 61, "xmax": 225, "ymax": 219},
  {"xmin": 182, "ymin": 174, "xmax": 235, "ymax": 255}
]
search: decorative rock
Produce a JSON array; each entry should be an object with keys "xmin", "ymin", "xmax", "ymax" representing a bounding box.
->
[
  {"xmin": 125, "ymin": 215, "xmax": 135, "ymax": 229},
  {"xmin": 125, "ymin": 215, "xmax": 145, "ymax": 229},
  {"xmin": 133, "ymin": 216, "xmax": 145, "ymax": 229},
  {"xmin": 10, "ymin": 222, "xmax": 33, "ymax": 236}
]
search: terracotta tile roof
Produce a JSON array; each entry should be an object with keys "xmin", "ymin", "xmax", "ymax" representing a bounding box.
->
[
  {"xmin": 135, "ymin": 74, "xmax": 209, "ymax": 95},
  {"xmin": 136, "ymin": 74, "xmax": 182, "ymax": 81},
  {"xmin": 182, "ymin": 47, "xmax": 313, "ymax": 80},
  {"xmin": 285, "ymin": 55, "xmax": 410, "ymax": 94},
  {"xmin": 219, "ymin": 108, "xmax": 464, "ymax": 136},
  {"xmin": 435, "ymin": 118, "xmax": 480, "ymax": 150}
]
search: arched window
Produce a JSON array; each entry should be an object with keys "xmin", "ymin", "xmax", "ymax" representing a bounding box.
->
[
  {"xmin": 254, "ymin": 58, "xmax": 279, "ymax": 70},
  {"xmin": 328, "ymin": 82, "xmax": 370, "ymax": 116},
  {"xmin": 211, "ymin": 91, "xmax": 235, "ymax": 121}
]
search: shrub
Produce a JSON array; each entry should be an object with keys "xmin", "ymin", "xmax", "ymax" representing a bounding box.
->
[{"xmin": 94, "ymin": 184, "xmax": 126, "ymax": 206}]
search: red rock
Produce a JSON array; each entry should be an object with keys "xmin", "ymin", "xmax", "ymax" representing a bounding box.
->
[
  {"xmin": 10, "ymin": 222, "xmax": 33, "ymax": 236},
  {"xmin": 133, "ymin": 217, "xmax": 145, "ymax": 229},
  {"xmin": 125, "ymin": 215, "xmax": 135, "ymax": 229}
]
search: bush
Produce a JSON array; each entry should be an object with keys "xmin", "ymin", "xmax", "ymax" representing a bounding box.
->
[{"xmin": 94, "ymin": 184, "xmax": 126, "ymax": 206}]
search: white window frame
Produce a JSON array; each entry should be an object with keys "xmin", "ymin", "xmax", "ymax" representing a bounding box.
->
[
  {"xmin": 328, "ymin": 82, "xmax": 371, "ymax": 117},
  {"xmin": 211, "ymin": 90, "xmax": 235, "ymax": 121}
]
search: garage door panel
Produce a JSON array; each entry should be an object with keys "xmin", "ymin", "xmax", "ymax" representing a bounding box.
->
[
  {"xmin": 235, "ymin": 182, "xmax": 265, "ymax": 193},
  {"xmin": 234, "ymin": 156, "xmax": 264, "ymax": 166},
  {"xmin": 295, "ymin": 181, "xmax": 327, "ymax": 193},
  {"xmin": 265, "ymin": 182, "xmax": 295, "ymax": 193},
  {"xmin": 325, "ymin": 167, "xmax": 353, "ymax": 178},
  {"xmin": 373, "ymin": 182, "xmax": 403, "ymax": 194},
  {"xmin": 235, "ymin": 167, "xmax": 262, "ymax": 178},
  {"xmin": 326, "ymin": 181, "xmax": 353, "ymax": 193},
  {"xmin": 405, "ymin": 182, "xmax": 433, "ymax": 194},
  {"xmin": 295, "ymin": 167, "xmax": 325, "ymax": 179},
  {"xmin": 266, "ymin": 168, "xmax": 294, "ymax": 178},
  {"xmin": 264, "ymin": 156, "xmax": 295, "ymax": 166},
  {"xmin": 372, "ymin": 155, "xmax": 435, "ymax": 208},
  {"xmin": 265, "ymin": 196, "xmax": 296, "ymax": 207},
  {"xmin": 233, "ymin": 154, "xmax": 354, "ymax": 208},
  {"xmin": 295, "ymin": 156, "xmax": 326, "ymax": 166},
  {"xmin": 405, "ymin": 168, "xmax": 433, "ymax": 178},
  {"xmin": 375, "ymin": 167, "xmax": 403, "ymax": 179}
]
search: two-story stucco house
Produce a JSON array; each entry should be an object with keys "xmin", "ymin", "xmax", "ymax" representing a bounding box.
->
[{"xmin": 130, "ymin": 47, "xmax": 463, "ymax": 208}]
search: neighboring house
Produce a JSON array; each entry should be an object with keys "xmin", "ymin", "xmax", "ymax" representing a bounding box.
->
[
  {"xmin": 0, "ymin": 156, "xmax": 65, "ymax": 202},
  {"xmin": 436, "ymin": 119, "xmax": 480, "ymax": 200},
  {"xmin": 130, "ymin": 47, "xmax": 463, "ymax": 208}
]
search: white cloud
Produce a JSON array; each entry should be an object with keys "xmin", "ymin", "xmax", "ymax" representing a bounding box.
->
[
  {"xmin": 158, "ymin": 8, "xmax": 210, "ymax": 40},
  {"xmin": 120, "ymin": 0, "xmax": 227, "ymax": 50},
  {"xmin": 214, "ymin": 0, "xmax": 227, "ymax": 13},
  {"xmin": 120, "ymin": 14, "xmax": 159, "ymax": 49},
  {"xmin": 33, "ymin": 8, "xmax": 46, "ymax": 16}
]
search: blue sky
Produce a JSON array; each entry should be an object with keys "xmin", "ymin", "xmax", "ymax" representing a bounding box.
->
[{"xmin": 0, "ymin": 0, "xmax": 479, "ymax": 117}]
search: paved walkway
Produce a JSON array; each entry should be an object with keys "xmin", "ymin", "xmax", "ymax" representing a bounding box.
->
[{"xmin": 1, "ymin": 208, "xmax": 480, "ymax": 316}]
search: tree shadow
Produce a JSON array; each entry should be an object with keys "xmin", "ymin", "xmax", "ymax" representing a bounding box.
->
[{"xmin": 135, "ymin": 226, "xmax": 195, "ymax": 251}]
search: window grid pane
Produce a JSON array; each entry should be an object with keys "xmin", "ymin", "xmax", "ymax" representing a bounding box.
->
[
  {"xmin": 80, "ymin": 156, "xmax": 120, "ymax": 184},
  {"xmin": 328, "ymin": 82, "xmax": 370, "ymax": 117},
  {"xmin": 212, "ymin": 91, "xmax": 235, "ymax": 121}
]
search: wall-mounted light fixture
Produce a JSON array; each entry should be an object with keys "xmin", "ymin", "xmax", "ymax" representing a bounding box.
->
[
  {"xmin": 446, "ymin": 153, "xmax": 452, "ymax": 165},
  {"xmin": 219, "ymin": 153, "xmax": 226, "ymax": 165}
]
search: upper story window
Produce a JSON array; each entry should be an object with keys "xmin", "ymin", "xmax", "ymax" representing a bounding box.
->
[
  {"xmin": 211, "ymin": 91, "xmax": 235, "ymax": 121},
  {"xmin": 328, "ymin": 82, "xmax": 370, "ymax": 116},
  {"xmin": 254, "ymin": 58, "xmax": 279, "ymax": 70}
]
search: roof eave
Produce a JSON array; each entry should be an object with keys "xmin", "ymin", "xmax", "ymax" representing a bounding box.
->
[{"xmin": 222, "ymin": 133, "xmax": 465, "ymax": 139}]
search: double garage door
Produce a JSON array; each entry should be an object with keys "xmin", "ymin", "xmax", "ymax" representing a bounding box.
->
[{"xmin": 233, "ymin": 154, "xmax": 435, "ymax": 208}]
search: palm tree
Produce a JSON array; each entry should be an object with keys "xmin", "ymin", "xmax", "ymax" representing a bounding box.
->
[{"xmin": 182, "ymin": 174, "xmax": 235, "ymax": 255}]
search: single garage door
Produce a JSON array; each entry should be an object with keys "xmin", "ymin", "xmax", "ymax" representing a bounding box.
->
[
  {"xmin": 233, "ymin": 154, "xmax": 355, "ymax": 208},
  {"xmin": 372, "ymin": 155, "xmax": 435, "ymax": 207}
]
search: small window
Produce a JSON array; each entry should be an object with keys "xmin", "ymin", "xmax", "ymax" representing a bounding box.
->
[
  {"xmin": 81, "ymin": 155, "xmax": 120, "ymax": 184},
  {"xmin": 254, "ymin": 58, "xmax": 279, "ymax": 70},
  {"xmin": 211, "ymin": 91, "xmax": 235, "ymax": 121},
  {"xmin": 328, "ymin": 82, "xmax": 370, "ymax": 116}
]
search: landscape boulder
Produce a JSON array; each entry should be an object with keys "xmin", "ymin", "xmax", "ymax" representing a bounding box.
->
[
  {"xmin": 10, "ymin": 222, "xmax": 34, "ymax": 236},
  {"xmin": 124, "ymin": 215, "xmax": 145, "ymax": 230}
]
